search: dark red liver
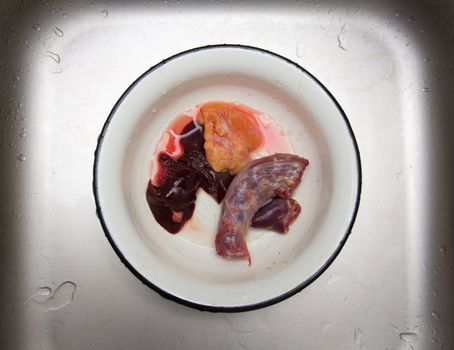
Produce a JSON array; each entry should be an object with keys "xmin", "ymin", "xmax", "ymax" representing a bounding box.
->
[{"xmin": 146, "ymin": 121, "xmax": 234, "ymax": 233}]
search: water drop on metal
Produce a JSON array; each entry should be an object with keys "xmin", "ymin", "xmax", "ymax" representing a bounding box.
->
[
  {"xmin": 45, "ymin": 51, "xmax": 61, "ymax": 64},
  {"xmin": 53, "ymin": 27, "xmax": 64, "ymax": 37},
  {"xmin": 296, "ymin": 40, "xmax": 305, "ymax": 58},
  {"xmin": 322, "ymin": 322, "xmax": 332, "ymax": 331},
  {"xmin": 399, "ymin": 332, "xmax": 418, "ymax": 343},
  {"xmin": 17, "ymin": 154, "xmax": 26, "ymax": 161},
  {"xmin": 429, "ymin": 328, "xmax": 440, "ymax": 344},
  {"xmin": 422, "ymin": 87, "xmax": 431, "ymax": 92},
  {"xmin": 389, "ymin": 324, "xmax": 399, "ymax": 333},
  {"xmin": 327, "ymin": 272, "xmax": 340, "ymax": 285},
  {"xmin": 431, "ymin": 311, "xmax": 440, "ymax": 320},
  {"xmin": 19, "ymin": 128, "xmax": 26, "ymax": 137},
  {"xmin": 101, "ymin": 9, "xmax": 108, "ymax": 17},
  {"xmin": 32, "ymin": 24, "xmax": 41, "ymax": 31},
  {"xmin": 353, "ymin": 328, "xmax": 363, "ymax": 346}
]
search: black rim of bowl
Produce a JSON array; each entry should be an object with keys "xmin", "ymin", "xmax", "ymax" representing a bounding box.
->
[{"xmin": 92, "ymin": 44, "xmax": 362, "ymax": 313}]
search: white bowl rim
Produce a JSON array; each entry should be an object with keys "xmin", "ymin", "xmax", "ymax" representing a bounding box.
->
[{"xmin": 93, "ymin": 44, "xmax": 362, "ymax": 313}]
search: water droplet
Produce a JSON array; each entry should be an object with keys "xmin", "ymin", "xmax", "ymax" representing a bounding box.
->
[
  {"xmin": 296, "ymin": 40, "xmax": 306, "ymax": 58},
  {"xmin": 389, "ymin": 324, "xmax": 399, "ymax": 333},
  {"xmin": 322, "ymin": 322, "xmax": 333, "ymax": 331},
  {"xmin": 337, "ymin": 35, "xmax": 348, "ymax": 51},
  {"xmin": 327, "ymin": 272, "xmax": 340, "ymax": 284},
  {"xmin": 432, "ymin": 288, "xmax": 438, "ymax": 295},
  {"xmin": 50, "ymin": 67, "xmax": 64, "ymax": 74},
  {"xmin": 343, "ymin": 297, "xmax": 349, "ymax": 304},
  {"xmin": 45, "ymin": 51, "xmax": 61, "ymax": 64},
  {"xmin": 17, "ymin": 154, "xmax": 26, "ymax": 161},
  {"xmin": 101, "ymin": 9, "xmax": 108, "ymax": 17},
  {"xmin": 53, "ymin": 26, "xmax": 64, "ymax": 37},
  {"xmin": 430, "ymin": 328, "xmax": 439, "ymax": 343},
  {"xmin": 19, "ymin": 128, "xmax": 26, "ymax": 137},
  {"xmin": 225, "ymin": 315, "xmax": 260, "ymax": 335},
  {"xmin": 395, "ymin": 10, "xmax": 403, "ymax": 17},
  {"xmin": 439, "ymin": 244, "xmax": 447, "ymax": 255},
  {"xmin": 414, "ymin": 316, "xmax": 422, "ymax": 329},
  {"xmin": 30, "ymin": 281, "xmax": 76, "ymax": 311},
  {"xmin": 422, "ymin": 87, "xmax": 431, "ymax": 92},
  {"xmin": 432, "ymin": 311, "xmax": 440, "ymax": 320},
  {"xmin": 27, "ymin": 286, "xmax": 52, "ymax": 304},
  {"xmin": 353, "ymin": 328, "xmax": 363, "ymax": 347},
  {"xmin": 408, "ymin": 16, "xmax": 414, "ymax": 23},
  {"xmin": 32, "ymin": 24, "xmax": 41, "ymax": 31},
  {"xmin": 399, "ymin": 332, "xmax": 418, "ymax": 343},
  {"xmin": 424, "ymin": 57, "xmax": 430, "ymax": 62}
]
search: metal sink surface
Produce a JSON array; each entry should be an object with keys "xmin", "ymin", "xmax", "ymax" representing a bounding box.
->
[{"xmin": 1, "ymin": 1, "xmax": 453, "ymax": 349}]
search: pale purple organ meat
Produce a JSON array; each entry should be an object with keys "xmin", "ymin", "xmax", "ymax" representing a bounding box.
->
[
  {"xmin": 215, "ymin": 153, "xmax": 309, "ymax": 261},
  {"xmin": 251, "ymin": 198, "xmax": 302, "ymax": 233}
]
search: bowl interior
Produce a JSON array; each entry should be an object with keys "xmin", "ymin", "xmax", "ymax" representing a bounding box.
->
[{"xmin": 95, "ymin": 46, "xmax": 360, "ymax": 309}]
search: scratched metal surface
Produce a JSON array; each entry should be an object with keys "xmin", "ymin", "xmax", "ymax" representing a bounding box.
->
[{"xmin": 0, "ymin": 1, "xmax": 453, "ymax": 349}]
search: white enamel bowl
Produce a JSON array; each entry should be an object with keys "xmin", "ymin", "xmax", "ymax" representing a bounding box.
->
[{"xmin": 93, "ymin": 45, "xmax": 361, "ymax": 311}]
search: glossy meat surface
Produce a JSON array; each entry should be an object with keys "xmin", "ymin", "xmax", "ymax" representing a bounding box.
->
[
  {"xmin": 146, "ymin": 122, "xmax": 234, "ymax": 233},
  {"xmin": 251, "ymin": 198, "xmax": 301, "ymax": 233},
  {"xmin": 215, "ymin": 153, "xmax": 309, "ymax": 260}
]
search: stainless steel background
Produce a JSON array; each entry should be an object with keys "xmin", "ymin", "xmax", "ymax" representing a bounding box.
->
[{"xmin": 1, "ymin": 1, "xmax": 453, "ymax": 349}]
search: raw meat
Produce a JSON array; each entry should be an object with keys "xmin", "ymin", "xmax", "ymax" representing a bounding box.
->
[
  {"xmin": 215, "ymin": 153, "xmax": 309, "ymax": 261},
  {"xmin": 251, "ymin": 198, "xmax": 301, "ymax": 233}
]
